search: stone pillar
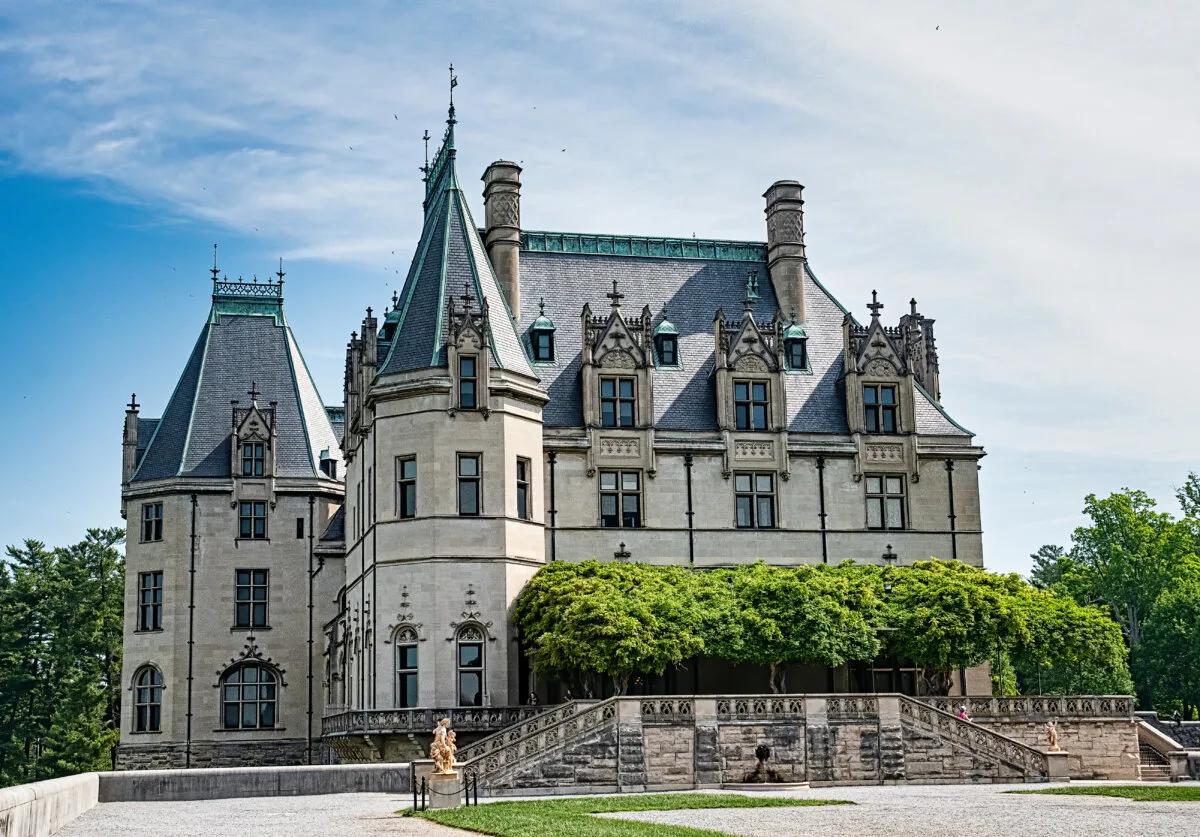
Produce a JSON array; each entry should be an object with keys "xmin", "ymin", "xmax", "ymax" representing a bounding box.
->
[
  {"xmin": 122, "ymin": 395, "xmax": 139, "ymax": 485},
  {"xmin": 693, "ymin": 698, "xmax": 722, "ymax": 788},
  {"xmin": 764, "ymin": 180, "xmax": 807, "ymax": 323},
  {"xmin": 804, "ymin": 696, "xmax": 833, "ymax": 783},
  {"xmin": 877, "ymin": 695, "xmax": 906, "ymax": 782},
  {"xmin": 482, "ymin": 161, "xmax": 522, "ymax": 318},
  {"xmin": 616, "ymin": 699, "xmax": 647, "ymax": 792}
]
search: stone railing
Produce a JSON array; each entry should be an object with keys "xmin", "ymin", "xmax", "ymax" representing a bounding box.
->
[
  {"xmin": 321, "ymin": 705, "xmax": 548, "ymax": 738},
  {"xmin": 639, "ymin": 697, "xmax": 695, "ymax": 723},
  {"xmin": 716, "ymin": 695, "xmax": 806, "ymax": 721},
  {"xmin": 460, "ymin": 697, "xmax": 619, "ymax": 785},
  {"xmin": 922, "ymin": 695, "xmax": 1134, "ymax": 720},
  {"xmin": 456, "ymin": 701, "xmax": 590, "ymax": 763},
  {"xmin": 826, "ymin": 694, "xmax": 880, "ymax": 719},
  {"xmin": 899, "ymin": 696, "xmax": 1050, "ymax": 778}
]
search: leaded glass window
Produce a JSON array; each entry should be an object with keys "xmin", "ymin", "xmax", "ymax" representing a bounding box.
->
[{"xmin": 221, "ymin": 664, "xmax": 277, "ymax": 729}]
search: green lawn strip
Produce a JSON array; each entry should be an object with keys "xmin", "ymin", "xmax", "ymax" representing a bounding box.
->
[
  {"xmin": 1009, "ymin": 786, "xmax": 1200, "ymax": 802},
  {"xmin": 409, "ymin": 792, "xmax": 851, "ymax": 837}
]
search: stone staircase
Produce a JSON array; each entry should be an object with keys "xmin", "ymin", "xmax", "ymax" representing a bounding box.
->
[{"xmin": 1139, "ymin": 742, "xmax": 1172, "ymax": 781}]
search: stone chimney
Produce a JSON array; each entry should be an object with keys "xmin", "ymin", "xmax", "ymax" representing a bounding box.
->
[
  {"xmin": 482, "ymin": 161, "xmax": 522, "ymax": 318},
  {"xmin": 122, "ymin": 393, "xmax": 139, "ymax": 485},
  {"xmin": 763, "ymin": 180, "xmax": 807, "ymax": 322}
]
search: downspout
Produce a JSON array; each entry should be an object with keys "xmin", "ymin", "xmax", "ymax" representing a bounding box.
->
[
  {"xmin": 306, "ymin": 494, "xmax": 315, "ymax": 765},
  {"xmin": 371, "ymin": 429, "xmax": 378, "ymax": 708},
  {"xmin": 185, "ymin": 492, "xmax": 197, "ymax": 768},
  {"xmin": 816, "ymin": 457, "xmax": 829, "ymax": 565},
  {"xmin": 945, "ymin": 459, "xmax": 958, "ymax": 561},
  {"xmin": 547, "ymin": 451, "xmax": 558, "ymax": 562},
  {"xmin": 684, "ymin": 452, "xmax": 695, "ymax": 568}
]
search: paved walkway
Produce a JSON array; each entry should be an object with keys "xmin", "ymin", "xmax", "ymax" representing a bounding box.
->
[{"xmin": 57, "ymin": 782, "xmax": 1200, "ymax": 837}]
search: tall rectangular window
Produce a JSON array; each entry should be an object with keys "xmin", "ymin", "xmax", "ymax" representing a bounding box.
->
[
  {"xmin": 599, "ymin": 377, "xmax": 636, "ymax": 428},
  {"xmin": 397, "ymin": 456, "xmax": 417, "ymax": 519},
  {"xmin": 239, "ymin": 501, "xmax": 267, "ymax": 539},
  {"xmin": 295, "ymin": 517, "xmax": 304, "ymax": 539},
  {"xmin": 734, "ymin": 472, "xmax": 776, "ymax": 529},
  {"xmin": 458, "ymin": 454, "xmax": 481, "ymax": 516},
  {"xmin": 458, "ymin": 355, "xmax": 478, "ymax": 410},
  {"xmin": 734, "ymin": 381, "xmax": 770, "ymax": 431},
  {"xmin": 141, "ymin": 502, "xmax": 163, "ymax": 542},
  {"xmin": 516, "ymin": 457, "xmax": 531, "ymax": 520},
  {"xmin": 866, "ymin": 475, "xmax": 906, "ymax": 530},
  {"xmin": 137, "ymin": 571, "xmax": 163, "ymax": 631},
  {"xmin": 863, "ymin": 384, "xmax": 898, "ymax": 433},
  {"xmin": 599, "ymin": 470, "xmax": 641, "ymax": 528},
  {"xmin": 241, "ymin": 442, "xmax": 265, "ymax": 476},
  {"xmin": 235, "ymin": 569, "xmax": 269, "ymax": 628}
]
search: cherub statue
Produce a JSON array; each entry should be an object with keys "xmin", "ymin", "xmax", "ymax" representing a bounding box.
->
[
  {"xmin": 430, "ymin": 717, "xmax": 458, "ymax": 774},
  {"xmin": 1044, "ymin": 720, "xmax": 1059, "ymax": 751}
]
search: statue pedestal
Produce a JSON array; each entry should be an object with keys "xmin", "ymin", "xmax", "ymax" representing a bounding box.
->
[{"xmin": 427, "ymin": 772, "xmax": 463, "ymax": 809}]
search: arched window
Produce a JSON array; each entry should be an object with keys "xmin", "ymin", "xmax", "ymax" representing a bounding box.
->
[
  {"xmin": 221, "ymin": 663, "xmax": 277, "ymax": 729},
  {"xmin": 456, "ymin": 625, "xmax": 485, "ymax": 707},
  {"xmin": 133, "ymin": 665, "xmax": 163, "ymax": 732},
  {"xmin": 394, "ymin": 627, "xmax": 419, "ymax": 708}
]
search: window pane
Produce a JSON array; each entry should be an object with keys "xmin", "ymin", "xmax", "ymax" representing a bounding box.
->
[
  {"xmin": 400, "ymin": 646, "xmax": 418, "ymax": 669},
  {"xmin": 757, "ymin": 497, "xmax": 775, "ymax": 528},
  {"xmin": 260, "ymin": 702, "xmax": 275, "ymax": 728},
  {"xmin": 865, "ymin": 411, "xmax": 878, "ymax": 432},
  {"xmin": 752, "ymin": 405, "xmax": 767, "ymax": 429},
  {"xmin": 600, "ymin": 495, "xmax": 618, "ymax": 526},
  {"xmin": 752, "ymin": 382, "xmax": 767, "ymax": 401},
  {"xmin": 756, "ymin": 474, "xmax": 773, "ymax": 493},
  {"xmin": 735, "ymin": 404, "xmax": 749, "ymax": 430},
  {"xmin": 402, "ymin": 459, "xmax": 416, "ymax": 479},
  {"xmin": 734, "ymin": 382, "xmax": 748, "ymax": 400},
  {"xmin": 600, "ymin": 472, "xmax": 617, "ymax": 490},
  {"xmin": 619, "ymin": 379, "xmax": 634, "ymax": 398},
  {"xmin": 621, "ymin": 472, "xmax": 639, "ymax": 491},
  {"xmin": 885, "ymin": 477, "xmax": 903, "ymax": 495},
  {"xmin": 236, "ymin": 603, "xmax": 250, "ymax": 626},
  {"xmin": 244, "ymin": 666, "xmax": 258, "ymax": 683},
  {"xmin": 736, "ymin": 496, "xmax": 752, "ymax": 528},
  {"xmin": 253, "ymin": 603, "xmax": 266, "ymax": 626},
  {"xmin": 254, "ymin": 518, "xmax": 265, "ymax": 537},
  {"xmin": 459, "ymin": 456, "xmax": 478, "ymax": 476},
  {"xmin": 601, "ymin": 402, "xmax": 616, "ymax": 427},
  {"xmin": 460, "ymin": 381, "xmax": 476, "ymax": 408},
  {"xmin": 882, "ymin": 410, "xmax": 896, "ymax": 433},
  {"xmin": 459, "ymin": 356, "xmax": 476, "ymax": 376},
  {"xmin": 866, "ymin": 476, "xmax": 882, "ymax": 494},
  {"xmin": 863, "ymin": 386, "xmax": 877, "ymax": 404},
  {"xmin": 734, "ymin": 474, "xmax": 751, "ymax": 492},
  {"xmin": 619, "ymin": 402, "xmax": 634, "ymax": 426},
  {"xmin": 459, "ymin": 672, "xmax": 482, "ymax": 706},
  {"xmin": 242, "ymin": 703, "xmax": 257, "ymax": 728},
  {"xmin": 224, "ymin": 704, "xmax": 240, "ymax": 729},
  {"xmin": 885, "ymin": 498, "xmax": 903, "ymax": 529},
  {"xmin": 881, "ymin": 386, "xmax": 896, "ymax": 405},
  {"xmin": 866, "ymin": 498, "xmax": 883, "ymax": 529},
  {"xmin": 458, "ymin": 643, "xmax": 482, "ymax": 668},
  {"xmin": 458, "ymin": 481, "xmax": 478, "ymax": 515}
]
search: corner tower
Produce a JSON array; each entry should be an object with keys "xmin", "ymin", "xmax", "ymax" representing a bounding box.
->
[{"xmin": 332, "ymin": 102, "xmax": 547, "ymax": 729}]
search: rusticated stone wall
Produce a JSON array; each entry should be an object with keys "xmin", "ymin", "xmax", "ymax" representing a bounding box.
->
[
  {"xmin": 115, "ymin": 739, "xmax": 310, "ymax": 770},
  {"xmin": 976, "ymin": 720, "xmax": 1138, "ymax": 780},
  {"xmin": 902, "ymin": 726, "xmax": 1024, "ymax": 783},
  {"xmin": 718, "ymin": 722, "xmax": 805, "ymax": 782},
  {"xmin": 492, "ymin": 726, "xmax": 619, "ymax": 791},
  {"xmin": 644, "ymin": 726, "xmax": 694, "ymax": 787}
]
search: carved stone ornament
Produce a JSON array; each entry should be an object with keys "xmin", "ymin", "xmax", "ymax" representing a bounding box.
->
[
  {"xmin": 864, "ymin": 358, "xmax": 897, "ymax": 376},
  {"xmin": 599, "ymin": 437, "xmax": 640, "ymax": 458},
  {"xmin": 734, "ymin": 440, "xmax": 774, "ymax": 460},
  {"xmin": 599, "ymin": 350, "xmax": 637, "ymax": 368},
  {"xmin": 491, "ymin": 193, "xmax": 519, "ymax": 227},
  {"xmin": 865, "ymin": 444, "xmax": 903, "ymax": 463},
  {"xmin": 767, "ymin": 210, "xmax": 803, "ymax": 245},
  {"xmin": 733, "ymin": 353, "xmax": 770, "ymax": 373}
]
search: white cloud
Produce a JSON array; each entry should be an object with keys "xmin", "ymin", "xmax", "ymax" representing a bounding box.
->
[{"xmin": 1, "ymin": 0, "xmax": 1194, "ymax": 570}]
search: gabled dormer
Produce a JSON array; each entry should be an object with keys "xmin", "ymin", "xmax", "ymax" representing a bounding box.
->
[
  {"xmin": 231, "ymin": 383, "xmax": 277, "ymax": 480},
  {"xmin": 445, "ymin": 282, "xmax": 492, "ymax": 416},
  {"xmin": 580, "ymin": 281, "xmax": 657, "ymax": 477}
]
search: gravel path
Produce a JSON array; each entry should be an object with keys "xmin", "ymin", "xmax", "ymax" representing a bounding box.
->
[
  {"xmin": 56, "ymin": 793, "xmax": 470, "ymax": 837},
  {"xmin": 604, "ymin": 782, "xmax": 1200, "ymax": 837}
]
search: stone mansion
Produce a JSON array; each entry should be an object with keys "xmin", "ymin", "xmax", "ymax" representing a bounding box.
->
[{"xmin": 117, "ymin": 106, "xmax": 985, "ymax": 768}]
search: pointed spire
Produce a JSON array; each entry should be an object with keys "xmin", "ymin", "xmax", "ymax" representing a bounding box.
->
[
  {"xmin": 447, "ymin": 63, "xmax": 458, "ymax": 135},
  {"xmin": 211, "ymin": 244, "xmax": 220, "ymax": 281},
  {"xmin": 868, "ymin": 290, "xmax": 884, "ymax": 320},
  {"xmin": 276, "ymin": 257, "xmax": 285, "ymax": 285}
]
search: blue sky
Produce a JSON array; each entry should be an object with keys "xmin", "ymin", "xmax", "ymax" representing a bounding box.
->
[{"xmin": 1, "ymin": 2, "xmax": 1196, "ymax": 574}]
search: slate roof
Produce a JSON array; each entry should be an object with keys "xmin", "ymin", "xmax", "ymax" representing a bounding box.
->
[
  {"xmin": 377, "ymin": 122, "xmax": 534, "ymax": 379},
  {"xmin": 320, "ymin": 504, "xmax": 345, "ymax": 543},
  {"xmin": 132, "ymin": 283, "xmax": 343, "ymax": 482}
]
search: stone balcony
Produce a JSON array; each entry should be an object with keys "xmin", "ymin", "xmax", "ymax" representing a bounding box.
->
[{"xmin": 321, "ymin": 705, "xmax": 550, "ymax": 762}]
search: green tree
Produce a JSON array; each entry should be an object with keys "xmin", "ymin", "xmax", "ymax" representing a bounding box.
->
[
  {"xmin": 722, "ymin": 563, "xmax": 881, "ymax": 693},
  {"xmin": 885, "ymin": 560, "xmax": 1028, "ymax": 695},
  {"xmin": 1069, "ymin": 490, "xmax": 1193, "ymax": 646},
  {"xmin": 1136, "ymin": 575, "xmax": 1200, "ymax": 718},
  {"xmin": 1012, "ymin": 589, "xmax": 1133, "ymax": 695}
]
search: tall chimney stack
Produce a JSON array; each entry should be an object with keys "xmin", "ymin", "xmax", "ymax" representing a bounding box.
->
[
  {"xmin": 482, "ymin": 161, "xmax": 522, "ymax": 318},
  {"xmin": 763, "ymin": 180, "xmax": 807, "ymax": 322},
  {"xmin": 122, "ymin": 393, "xmax": 139, "ymax": 485}
]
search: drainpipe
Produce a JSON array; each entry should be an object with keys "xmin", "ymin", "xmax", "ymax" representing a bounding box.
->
[
  {"xmin": 307, "ymin": 494, "xmax": 315, "ymax": 765},
  {"xmin": 816, "ymin": 457, "xmax": 829, "ymax": 564},
  {"xmin": 945, "ymin": 459, "xmax": 958, "ymax": 561},
  {"xmin": 185, "ymin": 492, "xmax": 197, "ymax": 768},
  {"xmin": 684, "ymin": 453, "xmax": 695, "ymax": 568},
  {"xmin": 547, "ymin": 451, "xmax": 558, "ymax": 562}
]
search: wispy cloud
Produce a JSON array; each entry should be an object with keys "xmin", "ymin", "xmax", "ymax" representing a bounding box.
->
[{"xmin": 1, "ymin": 1, "xmax": 1194, "ymax": 568}]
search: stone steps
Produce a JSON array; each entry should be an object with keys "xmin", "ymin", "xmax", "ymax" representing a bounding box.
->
[{"xmin": 1139, "ymin": 742, "xmax": 1171, "ymax": 782}]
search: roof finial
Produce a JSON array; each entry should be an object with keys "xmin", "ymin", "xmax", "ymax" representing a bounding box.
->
[
  {"xmin": 789, "ymin": 307, "xmax": 798, "ymax": 324},
  {"xmin": 448, "ymin": 63, "xmax": 458, "ymax": 126},
  {"xmin": 420, "ymin": 129, "xmax": 431, "ymax": 180},
  {"xmin": 211, "ymin": 243, "xmax": 220, "ymax": 281},
  {"xmin": 910, "ymin": 297, "xmax": 918, "ymax": 316},
  {"xmin": 868, "ymin": 289, "xmax": 884, "ymax": 320},
  {"xmin": 460, "ymin": 280, "xmax": 475, "ymax": 311},
  {"xmin": 538, "ymin": 297, "xmax": 546, "ymax": 316},
  {"xmin": 276, "ymin": 257, "xmax": 285, "ymax": 284},
  {"xmin": 248, "ymin": 381, "xmax": 260, "ymax": 405},
  {"xmin": 127, "ymin": 393, "xmax": 139, "ymax": 412},
  {"xmin": 606, "ymin": 279, "xmax": 624, "ymax": 310},
  {"xmin": 392, "ymin": 289, "xmax": 400, "ymax": 309}
]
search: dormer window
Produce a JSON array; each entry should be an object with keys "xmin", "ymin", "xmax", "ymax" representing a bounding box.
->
[
  {"xmin": 734, "ymin": 380, "xmax": 769, "ymax": 431},
  {"xmin": 458, "ymin": 355, "xmax": 478, "ymax": 410},
  {"xmin": 600, "ymin": 377, "xmax": 636, "ymax": 428},
  {"xmin": 783, "ymin": 322, "xmax": 808, "ymax": 371},
  {"xmin": 653, "ymin": 312, "xmax": 679, "ymax": 367},
  {"xmin": 864, "ymin": 384, "xmax": 898, "ymax": 433},
  {"xmin": 241, "ymin": 442, "xmax": 265, "ymax": 477},
  {"xmin": 529, "ymin": 299, "xmax": 556, "ymax": 362}
]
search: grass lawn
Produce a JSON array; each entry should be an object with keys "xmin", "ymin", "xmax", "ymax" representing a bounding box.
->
[
  {"xmin": 408, "ymin": 792, "xmax": 851, "ymax": 837},
  {"xmin": 1009, "ymin": 785, "xmax": 1200, "ymax": 802}
]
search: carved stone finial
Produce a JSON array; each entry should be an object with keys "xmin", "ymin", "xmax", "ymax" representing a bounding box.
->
[
  {"xmin": 910, "ymin": 297, "xmax": 918, "ymax": 316},
  {"xmin": 614, "ymin": 542, "xmax": 631, "ymax": 561},
  {"xmin": 211, "ymin": 244, "xmax": 220, "ymax": 281},
  {"xmin": 868, "ymin": 290, "xmax": 884, "ymax": 320},
  {"xmin": 606, "ymin": 279, "xmax": 624, "ymax": 310},
  {"xmin": 276, "ymin": 257, "xmax": 285, "ymax": 283},
  {"xmin": 539, "ymin": 297, "xmax": 546, "ymax": 316},
  {"xmin": 127, "ymin": 393, "xmax": 139, "ymax": 412},
  {"xmin": 248, "ymin": 381, "xmax": 261, "ymax": 405}
]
